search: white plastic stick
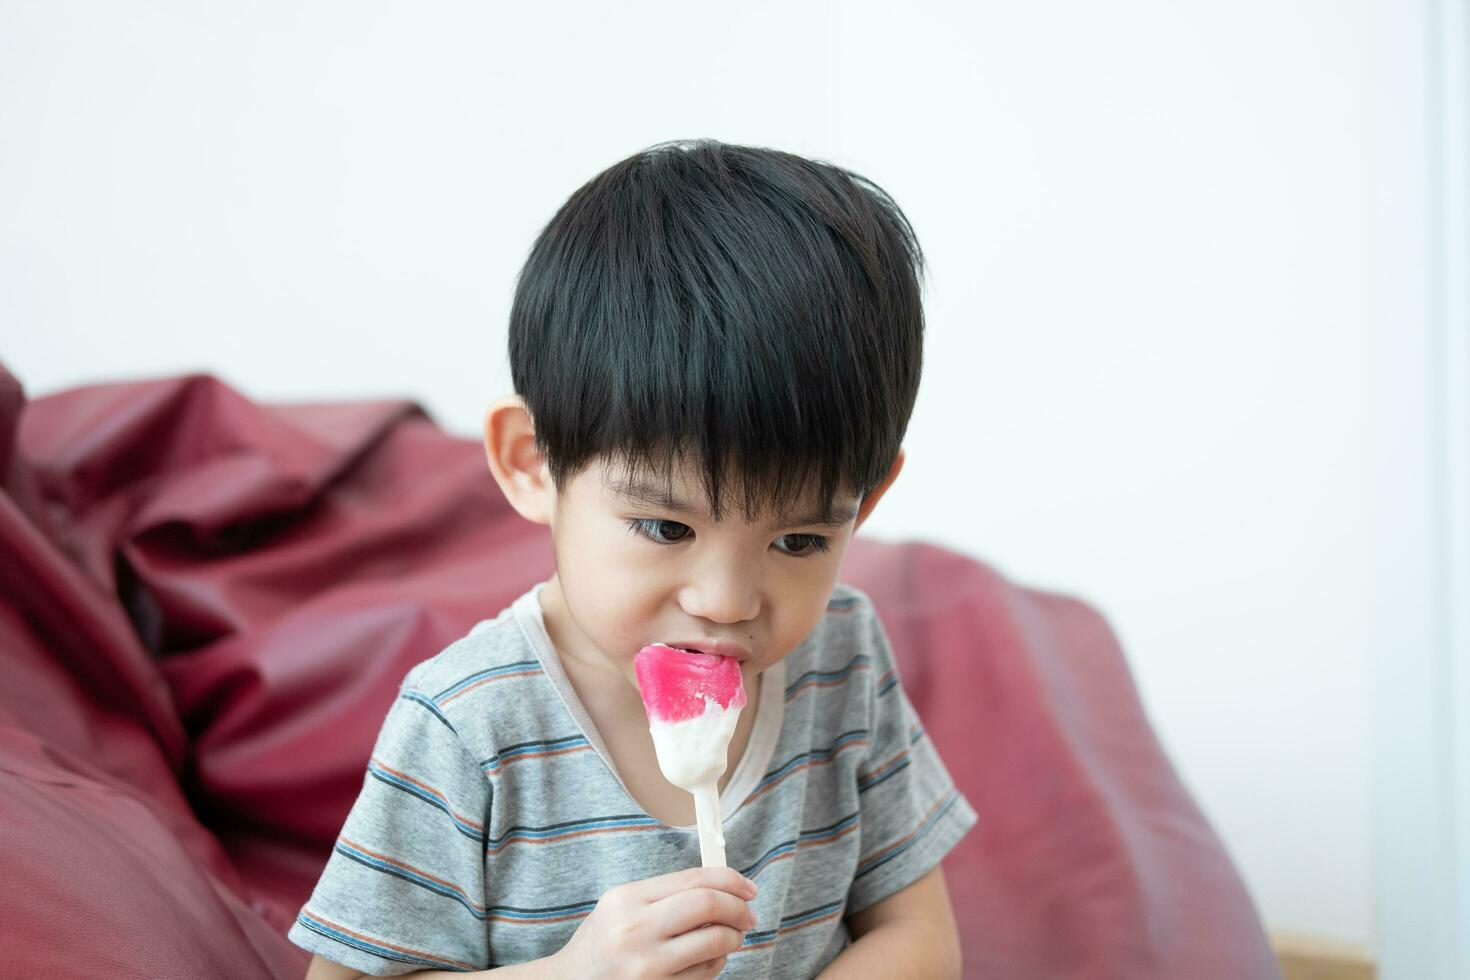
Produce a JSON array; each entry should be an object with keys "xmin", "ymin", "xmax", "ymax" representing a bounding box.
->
[{"xmin": 692, "ymin": 782, "xmax": 725, "ymax": 867}]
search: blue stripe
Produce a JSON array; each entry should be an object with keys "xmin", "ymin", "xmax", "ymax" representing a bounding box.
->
[
  {"xmin": 857, "ymin": 757, "xmax": 911, "ymax": 793},
  {"xmin": 737, "ymin": 812, "xmax": 861, "ymax": 879},
  {"xmin": 434, "ymin": 660, "xmax": 543, "ymax": 701},
  {"xmin": 486, "ymin": 900, "xmax": 599, "ymax": 921},
  {"xmin": 488, "ymin": 813, "xmax": 663, "ymax": 847},
  {"xmin": 876, "ymin": 672, "xmax": 899, "ymax": 697},
  {"xmin": 400, "ymin": 690, "xmax": 457, "ymax": 732},
  {"xmin": 336, "ymin": 842, "xmax": 483, "ymax": 916},
  {"xmin": 368, "ymin": 764, "xmax": 484, "ymax": 842},
  {"xmin": 752, "ymin": 730, "xmax": 868, "ymax": 794},
  {"xmin": 739, "ymin": 840, "xmax": 796, "ymax": 879},
  {"xmin": 739, "ymin": 900, "xmax": 846, "ymax": 948},
  {"xmin": 338, "ymin": 842, "xmax": 603, "ymax": 923},
  {"xmin": 798, "ymin": 811, "xmax": 860, "ymax": 842},
  {"xmin": 497, "ymin": 735, "xmax": 590, "ymax": 760},
  {"xmin": 482, "ymin": 735, "xmax": 593, "ymax": 771},
  {"xmin": 295, "ymin": 914, "xmax": 472, "ymax": 972},
  {"xmin": 780, "ymin": 900, "xmax": 845, "ymax": 928},
  {"xmin": 785, "ymin": 655, "xmax": 870, "ymax": 697},
  {"xmin": 855, "ymin": 791, "xmax": 962, "ymax": 880}
]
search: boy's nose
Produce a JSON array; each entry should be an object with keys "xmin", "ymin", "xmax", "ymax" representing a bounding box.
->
[{"xmin": 678, "ymin": 568, "xmax": 761, "ymax": 625}]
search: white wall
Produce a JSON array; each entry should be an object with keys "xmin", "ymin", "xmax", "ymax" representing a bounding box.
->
[{"xmin": 1, "ymin": 0, "xmax": 1440, "ymax": 955}]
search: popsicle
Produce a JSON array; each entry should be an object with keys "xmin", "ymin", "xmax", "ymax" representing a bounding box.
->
[{"xmin": 633, "ymin": 643, "xmax": 748, "ymax": 867}]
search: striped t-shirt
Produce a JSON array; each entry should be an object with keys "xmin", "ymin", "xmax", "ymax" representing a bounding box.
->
[{"xmin": 289, "ymin": 581, "xmax": 977, "ymax": 977}]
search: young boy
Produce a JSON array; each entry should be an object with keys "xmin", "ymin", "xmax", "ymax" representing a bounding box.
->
[{"xmin": 290, "ymin": 139, "xmax": 976, "ymax": 978}]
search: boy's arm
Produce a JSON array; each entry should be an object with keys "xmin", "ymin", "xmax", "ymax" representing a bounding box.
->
[{"xmin": 815, "ymin": 866, "xmax": 962, "ymax": 980}]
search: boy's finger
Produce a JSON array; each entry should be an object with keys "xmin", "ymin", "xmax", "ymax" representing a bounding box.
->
[
  {"xmin": 672, "ymin": 953, "xmax": 728, "ymax": 979},
  {"xmin": 631, "ymin": 865, "xmax": 757, "ymax": 904},
  {"xmin": 650, "ymin": 887, "xmax": 755, "ymax": 938},
  {"xmin": 661, "ymin": 924, "xmax": 746, "ymax": 975}
]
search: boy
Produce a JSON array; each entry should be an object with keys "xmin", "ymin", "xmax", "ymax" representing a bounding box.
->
[{"xmin": 291, "ymin": 139, "xmax": 976, "ymax": 978}]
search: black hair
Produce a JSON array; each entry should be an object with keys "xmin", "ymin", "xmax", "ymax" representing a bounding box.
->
[{"xmin": 508, "ymin": 138, "xmax": 926, "ymax": 524}]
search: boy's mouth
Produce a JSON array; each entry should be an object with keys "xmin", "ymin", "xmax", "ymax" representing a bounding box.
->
[{"xmin": 662, "ymin": 641, "xmax": 752, "ymax": 662}]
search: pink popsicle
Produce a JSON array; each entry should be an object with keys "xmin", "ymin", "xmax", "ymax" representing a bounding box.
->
[
  {"xmin": 634, "ymin": 644, "xmax": 747, "ymax": 721},
  {"xmin": 633, "ymin": 643, "xmax": 747, "ymax": 867}
]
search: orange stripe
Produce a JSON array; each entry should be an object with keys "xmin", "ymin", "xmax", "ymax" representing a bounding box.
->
[
  {"xmin": 858, "ymin": 791, "xmax": 952, "ymax": 869},
  {"xmin": 488, "ymin": 909, "xmax": 593, "ymax": 925},
  {"xmin": 746, "ymin": 820, "xmax": 861, "ymax": 881},
  {"xmin": 440, "ymin": 669, "xmax": 543, "ymax": 705},
  {"xmin": 786, "ymin": 663, "xmax": 871, "ymax": 697},
  {"xmin": 300, "ymin": 909, "xmax": 478, "ymax": 971},
  {"xmin": 733, "ymin": 909, "xmax": 847, "ymax": 954},
  {"xmin": 745, "ymin": 738, "xmax": 868, "ymax": 805},
  {"xmin": 488, "ymin": 822, "xmax": 663, "ymax": 855},
  {"xmin": 798, "ymin": 820, "xmax": 862, "ymax": 850},
  {"xmin": 484, "ymin": 744, "xmax": 593, "ymax": 776},
  {"xmin": 336, "ymin": 839, "xmax": 597, "ymax": 926},
  {"xmin": 339, "ymin": 836, "xmax": 485, "ymax": 912},
  {"xmin": 858, "ymin": 748, "xmax": 909, "ymax": 784},
  {"xmin": 752, "ymin": 851, "xmax": 797, "ymax": 877},
  {"xmin": 371, "ymin": 757, "xmax": 484, "ymax": 833},
  {"xmin": 781, "ymin": 909, "xmax": 844, "ymax": 935}
]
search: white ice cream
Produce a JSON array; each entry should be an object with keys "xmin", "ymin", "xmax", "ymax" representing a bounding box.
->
[
  {"xmin": 646, "ymin": 695, "xmax": 743, "ymax": 865},
  {"xmin": 646, "ymin": 696, "xmax": 741, "ymax": 790}
]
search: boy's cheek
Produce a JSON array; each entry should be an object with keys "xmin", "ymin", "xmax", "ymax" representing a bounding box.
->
[{"xmin": 575, "ymin": 573, "xmax": 664, "ymax": 653}]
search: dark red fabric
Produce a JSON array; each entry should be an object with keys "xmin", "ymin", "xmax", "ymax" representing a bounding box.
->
[{"xmin": 0, "ymin": 367, "xmax": 1278, "ymax": 979}]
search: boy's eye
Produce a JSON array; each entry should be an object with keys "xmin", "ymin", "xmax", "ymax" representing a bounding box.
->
[
  {"xmin": 627, "ymin": 519, "xmax": 693, "ymax": 544},
  {"xmin": 774, "ymin": 533, "xmax": 830, "ymax": 557}
]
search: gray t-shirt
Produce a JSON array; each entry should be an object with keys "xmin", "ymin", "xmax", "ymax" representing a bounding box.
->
[{"xmin": 288, "ymin": 581, "xmax": 977, "ymax": 977}]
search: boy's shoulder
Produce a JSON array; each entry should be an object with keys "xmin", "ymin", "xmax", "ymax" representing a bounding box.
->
[
  {"xmin": 392, "ymin": 595, "xmax": 552, "ymax": 745},
  {"xmin": 823, "ymin": 580, "xmax": 873, "ymax": 616},
  {"xmin": 401, "ymin": 602, "xmax": 532, "ymax": 690},
  {"xmin": 815, "ymin": 581, "xmax": 886, "ymax": 642}
]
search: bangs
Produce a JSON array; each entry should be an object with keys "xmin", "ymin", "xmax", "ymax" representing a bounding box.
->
[{"xmin": 510, "ymin": 139, "xmax": 924, "ymax": 522}]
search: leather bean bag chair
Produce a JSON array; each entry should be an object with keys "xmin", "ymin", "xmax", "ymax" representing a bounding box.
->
[{"xmin": 0, "ymin": 364, "xmax": 1278, "ymax": 979}]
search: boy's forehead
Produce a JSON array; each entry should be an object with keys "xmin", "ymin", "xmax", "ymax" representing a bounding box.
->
[{"xmin": 595, "ymin": 455, "xmax": 858, "ymax": 527}]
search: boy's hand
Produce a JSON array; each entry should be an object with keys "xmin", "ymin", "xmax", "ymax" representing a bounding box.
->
[{"xmin": 550, "ymin": 866, "xmax": 758, "ymax": 979}]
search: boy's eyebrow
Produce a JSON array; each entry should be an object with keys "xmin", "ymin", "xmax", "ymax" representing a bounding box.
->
[{"xmin": 608, "ymin": 477, "xmax": 857, "ymax": 528}]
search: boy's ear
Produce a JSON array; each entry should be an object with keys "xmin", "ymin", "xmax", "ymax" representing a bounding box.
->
[
  {"xmin": 853, "ymin": 448, "xmax": 904, "ymax": 531},
  {"xmin": 483, "ymin": 395, "xmax": 556, "ymax": 526}
]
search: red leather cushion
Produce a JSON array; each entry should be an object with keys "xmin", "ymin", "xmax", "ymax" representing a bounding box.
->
[
  {"xmin": 0, "ymin": 367, "xmax": 305, "ymax": 978},
  {"xmin": 0, "ymin": 723, "xmax": 304, "ymax": 980},
  {"xmin": 843, "ymin": 541, "xmax": 1277, "ymax": 977}
]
